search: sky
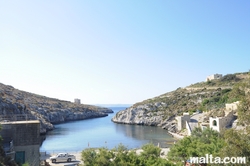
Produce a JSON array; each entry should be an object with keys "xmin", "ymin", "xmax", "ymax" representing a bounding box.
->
[{"xmin": 1, "ymin": 1, "xmax": 250, "ymax": 105}]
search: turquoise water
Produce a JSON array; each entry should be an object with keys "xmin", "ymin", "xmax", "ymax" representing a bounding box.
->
[{"xmin": 40, "ymin": 107, "xmax": 175, "ymax": 153}]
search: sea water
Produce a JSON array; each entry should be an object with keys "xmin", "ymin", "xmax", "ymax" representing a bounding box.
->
[{"xmin": 40, "ymin": 107, "xmax": 175, "ymax": 153}]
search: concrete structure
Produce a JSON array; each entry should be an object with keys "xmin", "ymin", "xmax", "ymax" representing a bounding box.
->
[
  {"xmin": 208, "ymin": 101, "xmax": 238, "ymax": 132},
  {"xmin": 176, "ymin": 112, "xmax": 190, "ymax": 131},
  {"xmin": 185, "ymin": 121, "xmax": 192, "ymax": 136},
  {"xmin": 74, "ymin": 98, "xmax": 81, "ymax": 104},
  {"xmin": 209, "ymin": 110, "xmax": 234, "ymax": 132},
  {"xmin": 206, "ymin": 74, "xmax": 223, "ymax": 81},
  {"xmin": 186, "ymin": 122, "xmax": 199, "ymax": 136},
  {"xmin": 200, "ymin": 122, "xmax": 209, "ymax": 131},
  {"xmin": 0, "ymin": 120, "xmax": 40, "ymax": 166},
  {"xmin": 176, "ymin": 101, "xmax": 238, "ymax": 135},
  {"xmin": 176, "ymin": 113, "xmax": 200, "ymax": 135}
]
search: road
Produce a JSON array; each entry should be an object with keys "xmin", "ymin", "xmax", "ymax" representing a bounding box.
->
[{"xmin": 190, "ymin": 112, "xmax": 206, "ymax": 123}]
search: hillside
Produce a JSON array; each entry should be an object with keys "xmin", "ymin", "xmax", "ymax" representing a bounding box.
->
[
  {"xmin": 0, "ymin": 83, "xmax": 113, "ymax": 133},
  {"xmin": 112, "ymin": 72, "xmax": 250, "ymax": 132}
]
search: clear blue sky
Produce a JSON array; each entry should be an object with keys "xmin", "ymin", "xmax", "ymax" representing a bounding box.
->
[{"xmin": 1, "ymin": 1, "xmax": 249, "ymax": 104}]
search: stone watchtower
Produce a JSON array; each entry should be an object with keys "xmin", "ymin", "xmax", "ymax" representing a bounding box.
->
[{"xmin": 74, "ymin": 98, "xmax": 81, "ymax": 104}]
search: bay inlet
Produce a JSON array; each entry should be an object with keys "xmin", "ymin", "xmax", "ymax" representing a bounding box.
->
[{"xmin": 40, "ymin": 107, "xmax": 175, "ymax": 153}]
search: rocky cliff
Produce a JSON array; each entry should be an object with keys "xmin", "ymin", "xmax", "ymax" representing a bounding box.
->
[
  {"xmin": 0, "ymin": 83, "xmax": 113, "ymax": 134},
  {"xmin": 112, "ymin": 72, "xmax": 250, "ymax": 133},
  {"xmin": 112, "ymin": 103, "xmax": 177, "ymax": 132}
]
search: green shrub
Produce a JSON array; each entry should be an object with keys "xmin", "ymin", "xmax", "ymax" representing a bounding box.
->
[
  {"xmin": 81, "ymin": 144, "xmax": 174, "ymax": 166},
  {"xmin": 202, "ymin": 99, "xmax": 209, "ymax": 106},
  {"xmin": 221, "ymin": 74, "xmax": 240, "ymax": 82},
  {"xmin": 221, "ymin": 88, "xmax": 231, "ymax": 94}
]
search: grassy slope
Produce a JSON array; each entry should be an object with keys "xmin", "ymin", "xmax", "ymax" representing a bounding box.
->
[{"xmin": 132, "ymin": 72, "xmax": 250, "ymax": 118}]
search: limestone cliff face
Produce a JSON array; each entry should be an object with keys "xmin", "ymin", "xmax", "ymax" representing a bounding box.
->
[
  {"xmin": 112, "ymin": 103, "xmax": 177, "ymax": 132},
  {"xmin": 0, "ymin": 83, "xmax": 113, "ymax": 134}
]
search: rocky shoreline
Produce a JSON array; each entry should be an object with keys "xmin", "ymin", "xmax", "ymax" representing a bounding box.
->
[
  {"xmin": 111, "ymin": 104, "xmax": 177, "ymax": 133},
  {"xmin": 38, "ymin": 108, "xmax": 112, "ymax": 134},
  {"xmin": 0, "ymin": 83, "xmax": 113, "ymax": 134},
  {"xmin": 0, "ymin": 99, "xmax": 113, "ymax": 134}
]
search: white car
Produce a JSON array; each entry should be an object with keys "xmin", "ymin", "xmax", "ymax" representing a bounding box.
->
[{"xmin": 50, "ymin": 153, "xmax": 76, "ymax": 163}]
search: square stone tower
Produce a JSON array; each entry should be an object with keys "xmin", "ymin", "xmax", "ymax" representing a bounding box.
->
[{"xmin": 74, "ymin": 98, "xmax": 81, "ymax": 104}]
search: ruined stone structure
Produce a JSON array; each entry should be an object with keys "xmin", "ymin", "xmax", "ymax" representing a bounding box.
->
[
  {"xmin": 209, "ymin": 110, "xmax": 234, "ymax": 132},
  {"xmin": 225, "ymin": 101, "xmax": 240, "ymax": 112},
  {"xmin": 176, "ymin": 112, "xmax": 190, "ymax": 131},
  {"xmin": 0, "ymin": 120, "xmax": 40, "ymax": 166},
  {"xmin": 209, "ymin": 101, "xmax": 238, "ymax": 132}
]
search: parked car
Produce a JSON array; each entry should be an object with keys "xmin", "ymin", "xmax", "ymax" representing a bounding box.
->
[{"xmin": 50, "ymin": 153, "xmax": 76, "ymax": 163}]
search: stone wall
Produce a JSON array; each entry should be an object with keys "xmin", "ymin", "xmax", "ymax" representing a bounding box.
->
[
  {"xmin": 14, "ymin": 145, "xmax": 40, "ymax": 166},
  {"xmin": 0, "ymin": 120, "xmax": 40, "ymax": 166},
  {"xmin": 176, "ymin": 113, "xmax": 190, "ymax": 131},
  {"xmin": 209, "ymin": 111, "xmax": 234, "ymax": 132},
  {"xmin": 11, "ymin": 121, "xmax": 40, "ymax": 146},
  {"xmin": 186, "ymin": 121, "xmax": 192, "ymax": 136}
]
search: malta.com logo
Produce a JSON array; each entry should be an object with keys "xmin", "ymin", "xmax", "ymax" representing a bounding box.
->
[{"xmin": 187, "ymin": 154, "xmax": 246, "ymax": 165}]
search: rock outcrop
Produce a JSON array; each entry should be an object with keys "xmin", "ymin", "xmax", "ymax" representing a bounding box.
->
[
  {"xmin": 112, "ymin": 103, "xmax": 177, "ymax": 133},
  {"xmin": 0, "ymin": 83, "xmax": 113, "ymax": 134}
]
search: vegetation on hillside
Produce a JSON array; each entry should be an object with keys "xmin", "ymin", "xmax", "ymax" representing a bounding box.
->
[
  {"xmin": 0, "ymin": 83, "xmax": 111, "ymax": 114},
  {"xmin": 108, "ymin": 72, "xmax": 250, "ymax": 165},
  {"xmin": 0, "ymin": 83, "xmax": 108, "ymax": 113},
  {"xmin": 166, "ymin": 74, "xmax": 250, "ymax": 165},
  {"xmin": 0, "ymin": 82, "xmax": 112, "ymax": 133},
  {"xmin": 131, "ymin": 72, "xmax": 250, "ymax": 118},
  {"xmin": 189, "ymin": 73, "xmax": 246, "ymax": 88}
]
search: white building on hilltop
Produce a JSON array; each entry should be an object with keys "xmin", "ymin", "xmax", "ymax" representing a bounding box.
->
[{"xmin": 206, "ymin": 74, "xmax": 223, "ymax": 82}]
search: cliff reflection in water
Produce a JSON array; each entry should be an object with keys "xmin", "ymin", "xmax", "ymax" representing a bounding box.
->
[{"xmin": 115, "ymin": 123, "xmax": 175, "ymax": 147}]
